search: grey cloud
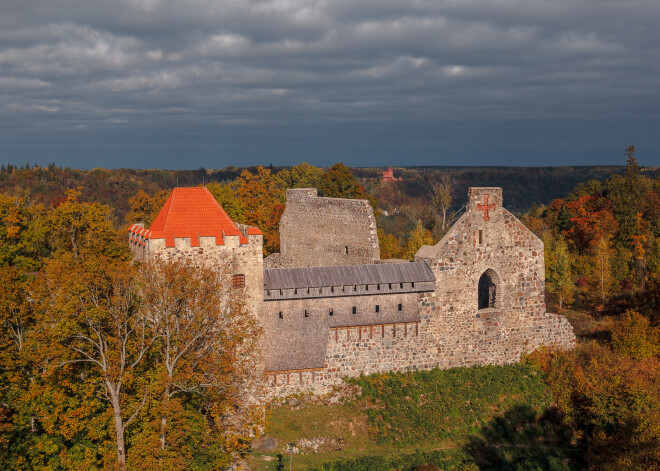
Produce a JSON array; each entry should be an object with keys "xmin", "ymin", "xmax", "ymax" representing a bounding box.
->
[{"xmin": 1, "ymin": 0, "xmax": 659, "ymax": 167}]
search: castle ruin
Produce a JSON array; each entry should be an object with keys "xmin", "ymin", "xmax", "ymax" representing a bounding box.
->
[{"xmin": 129, "ymin": 186, "xmax": 575, "ymax": 398}]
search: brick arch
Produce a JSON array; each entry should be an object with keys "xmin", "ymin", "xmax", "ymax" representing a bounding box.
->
[{"xmin": 478, "ymin": 269, "xmax": 500, "ymax": 310}]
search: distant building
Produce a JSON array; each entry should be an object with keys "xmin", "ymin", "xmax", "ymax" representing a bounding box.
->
[{"xmin": 382, "ymin": 166, "xmax": 401, "ymax": 182}]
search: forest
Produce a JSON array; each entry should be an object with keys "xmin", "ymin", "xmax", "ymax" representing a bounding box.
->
[{"xmin": 1, "ymin": 149, "xmax": 659, "ymax": 470}]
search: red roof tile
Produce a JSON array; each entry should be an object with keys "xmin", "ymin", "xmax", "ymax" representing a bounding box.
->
[{"xmin": 129, "ymin": 187, "xmax": 261, "ymax": 246}]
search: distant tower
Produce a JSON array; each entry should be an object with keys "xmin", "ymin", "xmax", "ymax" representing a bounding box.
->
[{"xmin": 382, "ymin": 166, "xmax": 396, "ymax": 182}]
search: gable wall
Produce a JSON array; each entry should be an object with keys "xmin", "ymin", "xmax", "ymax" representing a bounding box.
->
[
  {"xmin": 417, "ymin": 188, "xmax": 575, "ymax": 368},
  {"xmin": 278, "ymin": 188, "xmax": 380, "ymax": 267}
]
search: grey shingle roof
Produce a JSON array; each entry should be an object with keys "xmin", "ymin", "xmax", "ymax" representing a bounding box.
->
[{"xmin": 264, "ymin": 261, "xmax": 435, "ymax": 290}]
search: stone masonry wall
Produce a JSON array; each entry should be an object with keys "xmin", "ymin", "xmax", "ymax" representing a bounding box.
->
[
  {"xmin": 265, "ymin": 290, "xmax": 437, "ymax": 398},
  {"xmin": 263, "ymin": 187, "xmax": 575, "ymax": 398},
  {"xmin": 144, "ymin": 233, "xmax": 263, "ymax": 316},
  {"xmin": 278, "ymin": 188, "xmax": 380, "ymax": 268},
  {"xmin": 416, "ymin": 187, "xmax": 575, "ymax": 368}
]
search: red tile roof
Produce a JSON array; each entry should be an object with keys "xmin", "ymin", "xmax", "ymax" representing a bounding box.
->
[{"xmin": 128, "ymin": 187, "xmax": 261, "ymax": 246}]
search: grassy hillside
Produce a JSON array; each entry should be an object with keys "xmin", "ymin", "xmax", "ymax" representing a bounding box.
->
[{"xmin": 250, "ymin": 364, "xmax": 577, "ymax": 471}]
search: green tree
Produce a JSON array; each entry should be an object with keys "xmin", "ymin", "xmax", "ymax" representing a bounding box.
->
[
  {"xmin": 544, "ymin": 233, "xmax": 574, "ymax": 311},
  {"xmin": 320, "ymin": 163, "xmax": 378, "ymax": 211},
  {"xmin": 403, "ymin": 220, "xmax": 434, "ymax": 260},
  {"xmin": 275, "ymin": 162, "xmax": 324, "ymax": 190}
]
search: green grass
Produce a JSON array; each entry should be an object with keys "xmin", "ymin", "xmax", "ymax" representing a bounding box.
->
[{"xmin": 250, "ymin": 364, "xmax": 578, "ymax": 471}]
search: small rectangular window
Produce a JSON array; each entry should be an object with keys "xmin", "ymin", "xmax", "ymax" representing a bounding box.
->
[
  {"xmin": 304, "ymin": 310, "xmax": 309, "ymax": 318},
  {"xmin": 353, "ymin": 285, "xmax": 357, "ymax": 292},
  {"xmin": 398, "ymin": 303, "xmax": 402, "ymax": 311},
  {"xmin": 307, "ymin": 287, "xmax": 310, "ymax": 294},
  {"xmin": 479, "ymin": 230, "xmax": 483, "ymax": 245},
  {"xmin": 377, "ymin": 284, "xmax": 381, "ymax": 290},
  {"xmin": 375, "ymin": 305, "xmax": 380, "ymax": 313},
  {"xmin": 365, "ymin": 285, "xmax": 369, "ymax": 291},
  {"xmin": 331, "ymin": 286, "xmax": 334, "ymax": 293},
  {"xmin": 400, "ymin": 283, "xmax": 404, "ymax": 289},
  {"xmin": 279, "ymin": 289, "xmax": 283, "ymax": 296},
  {"xmin": 266, "ymin": 289, "xmax": 270, "ymax": 296},
  {"xmin": 279, "ymin": 311, "xmax": 283, "ymax": 319},
  {"xmin": 232, "ymin": 274, "xmax": 245, "ymax": 288},
  {"xmin": 329, "ymin": 309, "xmax": 333, "ymax": 316},
  {"xmin": 388, "ymin": 283, "xmax": 392, "ymax": 289},
  {"xmin": 294, "ymin": 288, "xmax": 298, "ymax": 294},
  {"xmin": 352, "ymin": 306, "xmax": 357, "ymax": 314},
  {"xmin": 344, "ymin": 246, "xmax": 349, "ymax": 255},
  {"xmin": 412, "ymin": 282, "xmax": 415, "ymax": 288}
]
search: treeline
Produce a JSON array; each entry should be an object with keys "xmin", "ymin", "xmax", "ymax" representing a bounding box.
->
[{"xmin": 520, "ymin": 147, "xmax": 660, "ymax": 319}]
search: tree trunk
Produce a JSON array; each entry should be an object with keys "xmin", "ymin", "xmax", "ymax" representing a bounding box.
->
[
  {"xmin": 110, "ymin": 391, "xmax": 127, "ymax": 471},
  {"xmin": 161, "ymin": 384, "xmax": 170, "ymax": 450}
]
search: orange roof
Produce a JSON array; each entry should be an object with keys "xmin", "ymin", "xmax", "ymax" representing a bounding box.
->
[{"xmin": 128, "ymin": 187, "xmax": 261, "ymax": 246}]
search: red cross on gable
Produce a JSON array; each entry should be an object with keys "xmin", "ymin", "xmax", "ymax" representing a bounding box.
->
[{"xmin": 476, "ymin": 194, "xmax": 496, "ymax": 221}]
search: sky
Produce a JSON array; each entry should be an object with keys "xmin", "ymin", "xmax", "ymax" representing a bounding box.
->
[{"xmin": 1, "ymin": 0, "xmax": 659, "ymax": 169}]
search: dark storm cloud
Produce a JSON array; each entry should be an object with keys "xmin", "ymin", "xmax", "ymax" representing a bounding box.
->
[{"xmin": 1, "ymin": 0, "xmax": 659, "ymax": 167}]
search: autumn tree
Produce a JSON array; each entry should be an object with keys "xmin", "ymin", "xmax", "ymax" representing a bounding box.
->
[
  {"xmin": 135, "ymin": 259, "xmax": 261, "ymax": 469},
  {"xmin": 611, "ymin": 310, "xmax": 659, "ymax": 360},
  {"xmin": 47, "ymin": 187, "xmax": 126, "ymax": 259},
  {"xmin": 38, "ymin": 255, "xmax": 153, "ymax": 471},
  {"xmin": 126, "ymin": 189, "xmax": 170, "ymax": 227},
  {"xmin": 236, "ymin": 166, "xmax": 285, "ymax": 255},
  {"xmin": 377, "ymin": 228, "xmax": 404, "ymax": 260}
]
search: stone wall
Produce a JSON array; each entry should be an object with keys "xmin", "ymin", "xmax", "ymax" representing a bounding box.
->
[
  {"xmin": 262, "ymin": 187, "xmax": 575, "ymax": 398},
  {"xmin": 129, "ymin": 226, "xmax": 264, "ymax": 321},
  {"xmin": 278, "ymin": 188, "xmax": 380, "ymax": 268},
  {"xmin": 265, "ymin": 290, "xmax": 435, "ymax": 398},
  {"xmin": 416, "ymin": 187, "xmax": 575, "ymax": 368}
]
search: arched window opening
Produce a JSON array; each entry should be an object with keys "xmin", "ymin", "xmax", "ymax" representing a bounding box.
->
[{"xmin": 478, "ymin": 270, "xmax": 498, "ymax": 309}]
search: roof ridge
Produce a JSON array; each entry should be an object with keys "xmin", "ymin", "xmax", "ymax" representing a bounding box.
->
[
  {"xmin": 163, "ymin": 188, "xmax": 176, "ymax": 233},
  {"xmin": 203, "ymin": 187, "xmax": 239, "ymax": 231}
]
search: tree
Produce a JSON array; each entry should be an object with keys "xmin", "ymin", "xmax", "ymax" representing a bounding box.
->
[
  {"xmin": 611, "ymin": 310, "xmax": 659, "ymax": 360},
  {"xmin": 47, "ymin": 187, "xmax": 125, "ymax": 259},
  {"xmin": 205, "ymin": 182, "xmax": 245, "ymax": 223},
  {"xmin": 138, "ymin": 260, "xmax": 261, "ymax": 468},
  {"xmin": 275, "ymin": 163, "xmax": 324, "ymax": 190},
  {"xmin": 544, "ymin": 233, "xmax": 574, "ymax": 311},
  {"xmin": 592, "ymin": 236, "xmax": 615, "ymax": 302},
  {"xmin": 39, "ymin": 254, "xmax": 153, "ymax": 470},
  {"xmin": 236, "ymin": 167, "xmax": 285, "ymax": 255},
  {"xmin": 377, "ymin": 228, "xmax": 403, "ymax": 260},
  {"xmin": 126, "ymin": 189, "xmax": 170, "ymax": 227},
  {"xmin": 403, "ymin": 220, "xmax": 434, "ymax": 260},
  {"xmin": 429, "ymin": 173, "xmax": 456, "ymax": 238},
  {"xmin": 320, "ymin": 163, "xmax": 378, "ymax": 212}
]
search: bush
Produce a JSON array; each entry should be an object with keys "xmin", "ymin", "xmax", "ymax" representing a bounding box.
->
[{"xmin": 611, "ymin": 309, "xmax": 659, "ymax": 360}]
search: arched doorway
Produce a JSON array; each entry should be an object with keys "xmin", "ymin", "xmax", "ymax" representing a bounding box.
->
[{"xmin": 478, "ymin": 269, "xmax": 499, "ymax": 309}]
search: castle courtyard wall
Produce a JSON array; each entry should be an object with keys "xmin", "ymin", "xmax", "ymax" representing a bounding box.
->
[{"xmin": 262, "ymin": 188, "xmax": 575, "ymax": 398}]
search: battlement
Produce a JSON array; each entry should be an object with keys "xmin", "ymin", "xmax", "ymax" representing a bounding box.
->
[{"xmin": 127, "ymin": 187, "xmax": 263, "ymax": 258}]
